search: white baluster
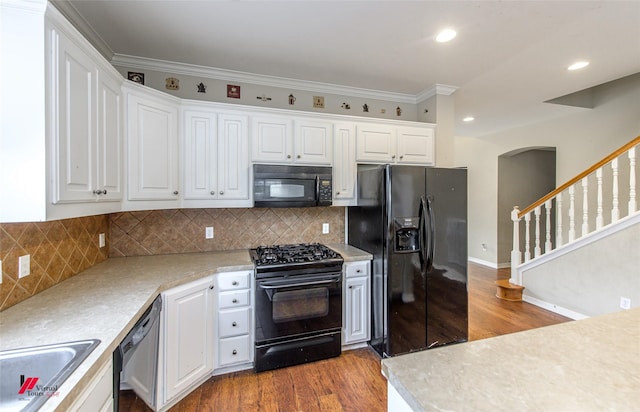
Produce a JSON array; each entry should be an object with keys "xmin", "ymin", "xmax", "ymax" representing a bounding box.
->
[
  {"xmin": 596, "ymin": 168, "xmax": 604, "ymax": 230},
  {"xmin": 556, "ymin": 193, "xmax": 563, "ymax": 246},
  {"xmin": 534, "ymin": 207, "xmax": 541, "ymax": 258},
  {"xmin": 612, "ymin": 158, "xmax": 620, "ymax": 222},
  {"xmin": 510, "ymin": 206, "xmax": 522, "ymax": 284},
  {"xmin": 524, "ymin": 212, "xmax": 531, "ymax": 262},
  {"xmin": 582, "ymin": 177, "xmax": 589, "ymax": 237},
  {"xmin": 568, "ymin": 185, "xmax": 576, "ymax": 242},
  {"xmin": 545, "ymin": 200, "xmax": 552, "ymax": 253},
  {"xmin": 629, "ymin": 147, "xmax": 637, "ymax": 214}
]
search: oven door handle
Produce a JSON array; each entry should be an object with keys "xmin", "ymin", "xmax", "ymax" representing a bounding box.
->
[{"xmin": 258, "ymin": 276, "xmax": 341, "ymax": 290}]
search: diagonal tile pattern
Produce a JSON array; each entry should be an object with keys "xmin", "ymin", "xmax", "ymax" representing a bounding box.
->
[
  {"xmin": 110, "ymin": 207, "xmax": 345, "ymax": 257},
  {"xmin": 0, "ymin": 215, "xmax": 110, "ymax": 311}
]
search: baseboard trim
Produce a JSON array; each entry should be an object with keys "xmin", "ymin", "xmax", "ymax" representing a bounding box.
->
[
  {"xmin": 522, "ymin": 294, "xmax": 589, "ymax": 320},
  {"xmin": 468, "ymin": 257, "xmax": 498, "ymax": 268}
]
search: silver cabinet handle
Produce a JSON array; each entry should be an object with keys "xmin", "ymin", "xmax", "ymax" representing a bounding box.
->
[
  {"xmin": 232, "ymin": 349, "xmax": 237, "ymax": 355},
  {"xmin": 232, "ymin": 298, "xmax": 238, "ymax": 303},
  {"xmin": 93, "ymin": 189, "xmax": 104, "ymax": 195},
  {"xmin": 232, "ymin": 321, "xmax": 237, "ymax": 327},
  {"xmin": 173, "ymin": 191, "xmax": 179, "ymax": 195},
  {"xmin": 287, "ymin": 154, "xmax": 292, "ymax": 159},
  {"xmin": 391, "ymin": 155, "xmax": 396, "ymax": 159},
  {"xmin": 232, "ymin": 281, "xmax": 238, "ymax": 286},
  {"xmin": 349, "ymin": 286, "xmax": 353, "ymax": 289},
  {"xmin": 210, "ymin": 191, "xmax": 215, "ymax": 195},
  {"xmin": 336, "ymin": 191, "xmax": 340, "ymax": 195},
  {"xmin": 297, "ymin": 155, "xmax": 301, "ymax": 159},
  {"xmin": 209, "ymin": 285, "xmax": 214, "ymax": 290},
  {"xmin": 356, "ymin": 269, "xmax": 361, "ymax": 273},
  {"xmin": 219, "ymin": 190, "xmax": 224, "ymax": 195}
]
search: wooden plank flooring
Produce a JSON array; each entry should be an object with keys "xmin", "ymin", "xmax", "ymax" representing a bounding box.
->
[{"xmin": 120, "ymin": 262, "xmax": 571, "ymax": 412}]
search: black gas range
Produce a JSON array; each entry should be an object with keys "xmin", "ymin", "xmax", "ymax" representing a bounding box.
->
[{"xmin": 250, "ymin": 243, "xmax": 344, "ymax": 372}]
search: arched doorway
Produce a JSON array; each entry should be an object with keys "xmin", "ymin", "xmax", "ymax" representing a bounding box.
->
[{"xmin": 497, "ymin": 147, "xmax": 556, "ymax": 265}]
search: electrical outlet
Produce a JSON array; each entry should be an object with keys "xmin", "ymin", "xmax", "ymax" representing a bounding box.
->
[
  {"xmin": 205, "ymin": 227, "xmax": 214, "ymax": 239},
  {"xmin": 99, "ymin": 233, "xmax": 106, "ymax": 248},
  {"xmin": 19, "ymin": 255, "xmax": 30, "ymax": 278},
  {"xmin": 620, "ymin": 297, "xmax": 631, "ymax": 310},
  {"xmin": 322, "ymin": 223, "xmax": 329, "ymax": 234}
]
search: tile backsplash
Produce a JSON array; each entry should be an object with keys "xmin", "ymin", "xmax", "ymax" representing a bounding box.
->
[
  {"xmin": 0, "ymin": 207, "xmax": 345, "ymax": 311},
  {"xmin": 111, "ymin": 207, "xmax": 345, "ymax": 257},
  {"xmin": 0, "ymin": 215, "xmax": 110, "ymax": 311}
]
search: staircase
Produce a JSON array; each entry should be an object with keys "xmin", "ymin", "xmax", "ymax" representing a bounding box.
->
[{"xmin": 509, "ymin": 136, "xmax": 639, "ymax": 317}]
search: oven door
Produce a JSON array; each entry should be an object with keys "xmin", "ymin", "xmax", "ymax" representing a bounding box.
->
[{"xmin": 255, "ymin": 272, "xmax": 342, "ymax": 344}]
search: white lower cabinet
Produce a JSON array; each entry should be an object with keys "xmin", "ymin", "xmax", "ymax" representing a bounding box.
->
[
  {"xmin": 160, "ymin": 276, "xmax": 215, "ymax": 408},
  {"xmin": 68, "ymin": 359, "xmax": 113, "ymax": 412},
  {"xmin": 343, "ymin": 260, "xmax": 371, "ymax": 346},
  {"xmin": 213, "ymin": 270, "xmax": 254, "ymax": 372}
]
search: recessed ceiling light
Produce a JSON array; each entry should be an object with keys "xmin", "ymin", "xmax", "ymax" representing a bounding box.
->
[
  {"xmin": 567, "ymin": 61, "xmax": 589, "ymax": 71},
  {"xmin": 463, "ymin": 116, "xmax": 475, "ymax": 122},
  {"xmin": 436, "ymin": 29, "xmax": 457, "ymax": 43}
]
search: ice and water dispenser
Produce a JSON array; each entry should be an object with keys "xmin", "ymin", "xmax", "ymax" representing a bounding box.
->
[{"xmin": 394, "ymin": 217, "xmax": 420, "ymax": 253}]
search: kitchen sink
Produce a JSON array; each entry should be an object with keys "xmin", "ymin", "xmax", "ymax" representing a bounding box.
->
[{"xmin": 0, "ymin": 339, "xmax": 100, "ymax": 412}]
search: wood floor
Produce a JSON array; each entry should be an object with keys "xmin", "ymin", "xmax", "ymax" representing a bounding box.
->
[{"xmin": 120, "ymin": 263, "xmax": 571, "ymax": 412}]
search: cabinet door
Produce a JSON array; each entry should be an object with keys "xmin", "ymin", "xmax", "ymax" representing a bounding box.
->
[
  {"xmin": 333, "ymin": 123, "xmax": 356, "ymax": 205},
  {"xmin": 51, "ymin": 29, "xmax": 96, "ymax": 203},
  {"xmin": 397, "ymin": 126, "xmax": 434, "ymax": 165},
  {"xmin": 251, "ymin": 116, "xmax": 293, "ymax": 162},
  {"xmin": 68, "ymin": 359, "xmax": 113, "ymax": 412},
  {"xmin": 356, "ymin": 124, "xmax": 396, "ymax": 163},
  {"xmin": 294, "ymin": 120, "xmax": 332, "ymax": 164},
  {"xmin": 127, "ymin": 92, "xmax": 180, "ymax": 201},
  {"xmin": 183, "ymin": 109, "xmax": 217, "ymax": 200},
  {"xmin": 218, "ymin": 114, "xmax": 249, "ymax": 199},
  {"xmin": 96, "ymin": 69, "xmax": 123, "ymax": 200},
  {"xmin": 162, "ymin": 277, "xmax": 214, "ymax": 403},
  {"xmin": 344, "ymin": 275, "xmax": 370, "ymax": 345}
]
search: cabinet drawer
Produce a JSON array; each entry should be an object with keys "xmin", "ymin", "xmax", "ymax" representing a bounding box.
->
[
  {"xmin": 345, "ymin": 261, "xmax": 370, "ymax": 278},
  {"xmin": 217, "ymin": 271, "xmax": 251, "ymax": 291},
  {"xmin": 218, "ymin": 308, "xmax": 251, "ymax": 337},
  {"xmin": 218, "ymin": 290, "xmax": 250, "ymax": 309},
  {"xmin": 218, "ymin": 335, "xmax": 251, "ymax": 366}
]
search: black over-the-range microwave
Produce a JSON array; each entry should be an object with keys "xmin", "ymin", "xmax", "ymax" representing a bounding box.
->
[{"xmin": 253, "ymin": 164, "xmax": 333, "ymax": 207}]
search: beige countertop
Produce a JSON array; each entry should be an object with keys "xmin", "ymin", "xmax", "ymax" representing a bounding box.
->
[
  {"xmin": 0, "ymin": 244, "xmax": 370, "ymax": 411},
  {"xmin": 382, "ymin": 307, "xmax": 640, "ymax": 412}
]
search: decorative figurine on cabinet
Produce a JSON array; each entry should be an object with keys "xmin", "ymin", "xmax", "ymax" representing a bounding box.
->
[
  {"xmin": 396, "ymin": 107, "xmax": 402, "ymax": 116},
  {"xmin": 288, "ymin": 94, "xmax": 296, "ymax": 105},
  {"xmin": 197, "ymin": 82, "xmax": 207, "ymax": 93},
  {"xmin": 363, "ymin": 103, "xmax": 369, "ymax": 112}
]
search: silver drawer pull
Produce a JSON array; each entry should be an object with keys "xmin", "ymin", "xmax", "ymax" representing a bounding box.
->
[
  {"xmin": 232, "ymin": 298, "xmax": 238, "ymax": 303},
  {"xmin": 232, "ymin": 321, "xmax": 237, "ymax": 327},
  {"xmin": 232, "ymin": 349, "xmax": 237, "ymax": 355},
  {"xmin": 232, "ymin": 281, "xmax": 239, "ymax": 286}
]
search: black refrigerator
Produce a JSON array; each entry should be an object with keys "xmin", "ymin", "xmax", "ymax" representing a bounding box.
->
[{"xmin": 348, "ymin": 165, "xmax": 468, "ymax": 357}]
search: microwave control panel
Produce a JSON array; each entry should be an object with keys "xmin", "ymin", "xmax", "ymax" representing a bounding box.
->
[{"xmin": 318, "ymin": 179, "xmax": 333, "ymax": 205}]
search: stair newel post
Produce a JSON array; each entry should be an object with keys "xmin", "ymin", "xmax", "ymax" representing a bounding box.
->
[
  {"xmin": 556, "ymin": 193, "xmax": 563, "ymax": 247},
  {"xmin": 568, "ymin": 185, "xmax": 576, "ymax": 242},
  {"xmin": 534, "ymin": 206, "xmax": 541, "ymax": 258},
  {"xmin": 596, "ymin": 168, "xmax": 604, "ymax": 230},
  {"xmin": 510, "ymin": 206, "xmax": 522, "ymax": 284},
  {"xmin": 581, "ymin": 177, "xmax": 589, "ymax": 237},
  {"xmin": 524, "ymin": 212, "xmax": 531, "ymax": 262},
  {"xmin": 629, "ymin": 147, "xmax": 637, "ymax": 214},
  {"xmin": 544, "ymin": 200, "xmax": 552, "ymax": 253},
  {"xmin": 611, "ymin": 158, "xmax": 620, "ymax": 222}
]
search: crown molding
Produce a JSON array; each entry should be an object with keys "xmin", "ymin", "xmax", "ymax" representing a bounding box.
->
[
  {"xmin": 112, "ymin": 54, "xmax": 459, "ymax": 104},
  {"xmin": 49, "ymin": 0, "xmax": 114, "ymax": 61}
]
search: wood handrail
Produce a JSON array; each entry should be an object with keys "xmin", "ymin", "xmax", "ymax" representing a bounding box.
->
[{"xmin": 518, "ymin": 135, "xmax": 640, "ymax": 218}]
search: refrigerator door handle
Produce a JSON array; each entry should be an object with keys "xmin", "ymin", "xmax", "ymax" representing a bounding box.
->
[
  {"xmin": 418, "ymin": 195, "xmax": 428, "ymax": 273},
  {"xmin": 421, "ymin": 195, "xmax": 435, "ymax": 273}
]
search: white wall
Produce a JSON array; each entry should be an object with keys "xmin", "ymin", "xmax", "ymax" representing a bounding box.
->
[
  {"xmin": 522, "ymin": 220, "xmax": 639, "ymax": 318},
  {"xmin": 456, "ymin": 74, "xmax": 640, "ymax": 265}
]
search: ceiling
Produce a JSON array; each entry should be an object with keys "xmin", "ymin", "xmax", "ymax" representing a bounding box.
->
[{"xmin": 54, "ymin": 1, "xmax": 640, "ymax": 138}]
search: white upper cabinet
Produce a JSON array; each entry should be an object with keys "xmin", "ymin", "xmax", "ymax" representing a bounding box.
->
[
  {"xmin": 333, "ymin": 123, "xmax": 357, "ymax": 205},
  {"xmin": 357, "ymin": 123, "xmax": 435, "ymax": 165},
  {"xmin": 294, "ymin": 119, "xmax": 333, "ymax": 165},
  {"xmin": 183, "ymin": 107, "xmax": 250, "ymax": 206},
  {"xmin": 125, "ymin": 85, "xmax": 180, "ymax": 203},
  {"xmin": 48, "ymin": 18, "xmax": 123, "ymax": 205},
  {"xmin": 251, "ymin": 116, "xmax": 293, "ymax": 163},
  {"xmin": 396, "ymin": 126, "xmax": 434, "ymax": 165},
  {"xmin": 252, "ymin": 115, "xmax": 332, "ymax": 165}
]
